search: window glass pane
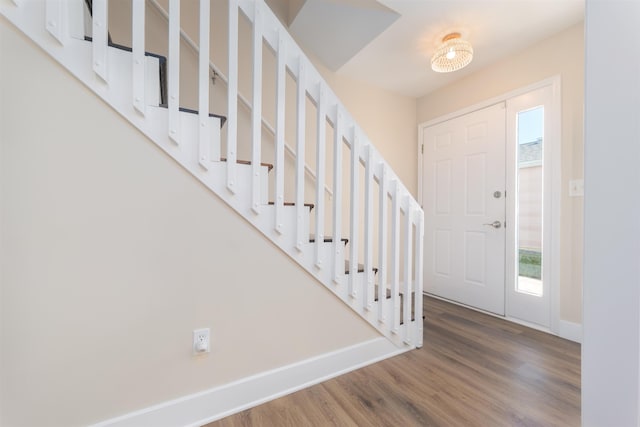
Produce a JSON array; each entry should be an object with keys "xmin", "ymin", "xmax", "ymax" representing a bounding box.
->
[{"xmin": 516, "ymin": 107, "xmax": 543, "ymax": 296}]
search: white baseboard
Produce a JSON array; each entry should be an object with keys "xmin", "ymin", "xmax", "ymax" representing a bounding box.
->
[
  {"xmin": 90, "ymin": 337, "xmax": 405, "ymax": 427},
  {"xmin": 559, "ymin": 320, "xmax": 582, "ymax": 343}
]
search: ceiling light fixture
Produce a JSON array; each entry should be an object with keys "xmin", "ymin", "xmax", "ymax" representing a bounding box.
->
[{"xmin": 431, "ymin": 32, "xmax": 473, "ymax": 73}]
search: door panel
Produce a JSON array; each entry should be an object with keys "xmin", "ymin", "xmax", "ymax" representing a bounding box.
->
[
  {"xmin": 465, "ymin": 153, "xmax": 487, "ymax": 215},
  {"xmin": 423, "ymin": 103, "xmax": 506, "ymax": 315},
  {"xmin": 435, "ymin": 230, "xmax": 451, "ymax": 276},
  {"xmin": 435, "ymin": 160, "xmax": 452, "ymax": 214},
  {"xmin": 465, "ymin": 231, "xmax": 486, "ymax": 284}
]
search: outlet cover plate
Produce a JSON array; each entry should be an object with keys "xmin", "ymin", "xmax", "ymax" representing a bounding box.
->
[{"xmin": 193, "ymin": 328, "xmax": 210, "ymax": 355}]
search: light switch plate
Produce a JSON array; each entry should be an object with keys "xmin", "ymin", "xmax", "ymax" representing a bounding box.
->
[{"xmin": 569, "ymin": 179, "xmax": 584, "ymax": 197}]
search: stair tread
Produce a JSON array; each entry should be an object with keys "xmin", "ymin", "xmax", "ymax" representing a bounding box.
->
[
  {"xmin": 156, "ymin": 105, "xmax": 227, "ymax": 128},
  {"xmin": 267, "ymin": 201, "xmax": 314, "ymax": 210},
  {"xmin": 222, "ymin": 158, "xmax": 273, "ymax": 172},
  {"xmin": 344, "ymin": 260, "xmax": 378, "ymax": 274},
  {"xmin": 309, "ymin": 235, "xmax": 348, "ymax": 245},
  {"xmin": 84, "ymin": 37, "xmax": 226, "ymax": 127},
  {"xmin": 373, "ymin": 287, "xmax": 419, "ymax": 324},
  {"xmin": 175, "ymin": 107, "xmax": 227, "ymax": 127},
  {"xmin": 84, "ymin": 36, "xmax": 166, "ymax": 61}
]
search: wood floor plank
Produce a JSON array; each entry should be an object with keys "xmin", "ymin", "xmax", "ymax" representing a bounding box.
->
[{"xmin": 205, "ymin": 296, "xmax": 581, "ymax": 427}]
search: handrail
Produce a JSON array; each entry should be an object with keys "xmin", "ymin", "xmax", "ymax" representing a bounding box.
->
[{"xmin": 146, "ymin": 0, "xmax": 333, "ymax": 198}]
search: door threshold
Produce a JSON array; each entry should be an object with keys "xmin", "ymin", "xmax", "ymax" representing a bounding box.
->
[
  {"xmin": 504, "ymin": 315, "xmax": 551, "ymax": 334},
  {"xmin": 424, "ymin": 292, "xmax": 553, "ymax": 336}
]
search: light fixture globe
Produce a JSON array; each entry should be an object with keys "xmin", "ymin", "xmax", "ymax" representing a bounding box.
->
[{"xmin": 431, "ymin": 32, "xmax": 473, "ymax": 73}]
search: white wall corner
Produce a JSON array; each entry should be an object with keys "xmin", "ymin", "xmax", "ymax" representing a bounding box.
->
[
  {"xmin": 89, "ymin": 337, "xmax": 406, "ymax": 427},
  {"xmin": 559, "ymin": 320, "xmax": 582, "ymax": 343}
]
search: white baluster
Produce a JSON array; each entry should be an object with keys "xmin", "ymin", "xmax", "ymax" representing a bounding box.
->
[
  {"xmin": 45, "ymin": 0, "xmax": 65, "ymax": 45},
  {"xmin": 315, "ymin": 86, "xmax": 326, "ymax": 268},
  {"xmin": 403, "ymin": 197, "xmax": 413, "ymax": 344},
  {"xmin": 132, "ymin": 0, "xmax": 145, "ymax": 115},
  {"xmin": 349, "ymin": 132, "xmax": 359, "ymax": 298},
  {"xmin": 364, "ymin": 144, "xmax": 374, "ymax": 310},
  {"xmin": 92, "ymin": 0, "xmax": 108, "ymax": 82},
  {"xmin": 68, "ymin": 0, "xmax": 85, "ymax": 40},
  {"xmin": 378, "ymin": 165, "xmax": 388, "ymax": 323},
  {"xmin": 295, "ymin": 60, "xmax": 306, "ymax": 251},
  {"xmin": 332, "ymin": 109, "xmax": 343, "ymax": 284},
  {"xmin": 391, "ymin": 179, "xmax": 401, "ymax": 332},
  {"xmin": 274, "ymin": 34, "xmax": 286, "ymax": 233},
  {"xmin": 250, "ymin": 1, "xmax": 263, "ymax": 213},
  {"xmin": 226, "ymin": 0, "xmax": 239, "ymax": 192},
  {"xmin": 168, "ymin": 0, "xmax": 180, "ymax": 144},
  {"xmin": 198, "ymin": 0, "xmax": 211, "ymax": 169},
  {"xmin": 415, "ymin": 208, "xmax": 425, "ymax": 348}
]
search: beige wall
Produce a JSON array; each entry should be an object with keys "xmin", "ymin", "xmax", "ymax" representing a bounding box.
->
[
  {"xmin": 0, "ymin": 21, "xmax": 380, "ymax": 426},
  {"xmin": 309, "ymin": 51, "xmax": 418, "ymax": 197},
  {"xmin": 417, "ymin": 23, "xmax": 584, "ymax": 323}
]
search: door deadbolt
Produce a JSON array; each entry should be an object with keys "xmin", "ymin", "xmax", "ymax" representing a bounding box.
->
[{"xmin": 493, "ymin": 191, "xmax": 502, "ymax": 199}]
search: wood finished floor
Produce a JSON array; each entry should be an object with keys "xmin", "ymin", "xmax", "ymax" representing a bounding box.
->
[{"xmin": 207, "ymin": 296, "xmax": 581, "ymax": 427}]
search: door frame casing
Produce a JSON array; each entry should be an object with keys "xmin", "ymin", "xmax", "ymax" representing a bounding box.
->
[{"xmin": 417, "ymin": 76, "xmax": 562, "ymax": 336}]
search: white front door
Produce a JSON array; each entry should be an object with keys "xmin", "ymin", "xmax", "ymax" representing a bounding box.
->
[{"xmin": 422, "ymin": 103, "xmax": 506, "ymax": 315}]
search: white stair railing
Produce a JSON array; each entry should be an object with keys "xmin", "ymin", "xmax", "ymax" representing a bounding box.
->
[
  {"xmin": 132, "ymin": 0, "xmax": 145, "ymax": 115},
  {"xmin": 0, "ymin": 0, "xmax": 424, "ymax": 349},
  {"xmin": 168, "ymin": 0, "xmax": 180, "ymax": 144}
]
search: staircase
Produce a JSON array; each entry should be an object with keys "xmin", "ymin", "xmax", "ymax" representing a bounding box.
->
[{"xmin": 1, "ymin": 0, "xmax": 424, "ymax": 349}]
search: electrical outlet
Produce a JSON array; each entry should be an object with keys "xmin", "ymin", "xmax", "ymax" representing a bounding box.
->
[{"xmin": 193, "ymin": 328, "xmax": 210, "ymax": 355}]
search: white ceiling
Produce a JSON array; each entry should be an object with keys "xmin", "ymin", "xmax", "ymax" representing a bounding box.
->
[{"xmin": 289, "ymin": 0, "xmax": 585, "ymax": 98}]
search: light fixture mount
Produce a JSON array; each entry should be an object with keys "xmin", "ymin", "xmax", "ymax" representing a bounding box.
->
[
  {"xmin": 442, "ymin": 32, "xmax": 461, "ymax": 42},
  {"xmin": 431, "ymin": 32, "xmax": 473, "ymax": 73}
]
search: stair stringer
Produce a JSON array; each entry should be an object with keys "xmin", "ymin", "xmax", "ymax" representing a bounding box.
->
[{"xmin": 0, "ymin": 2, "xmax": 415, "ymax": 349}]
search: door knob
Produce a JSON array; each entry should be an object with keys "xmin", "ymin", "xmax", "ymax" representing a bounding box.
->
[{"xmin": 483, "ymin": 221, "xmax": 502, "ymax": 229}]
